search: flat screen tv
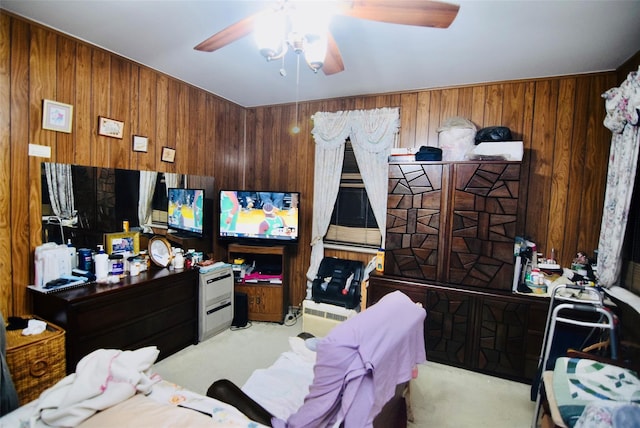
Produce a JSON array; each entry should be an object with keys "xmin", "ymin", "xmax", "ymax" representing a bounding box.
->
[
  {"xmin": 168, "ymin": 188, "xmax": 205, "ymax": 237},
  {"xmin": 219, "ymin": 190, "xmax": 299, "ymax": 244}
]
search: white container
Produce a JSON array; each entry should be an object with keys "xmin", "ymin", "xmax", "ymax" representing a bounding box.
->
[
  {"xmin": 130, "ymin": 261, "xmax": 140, "ymax": 276},
  {"xmin": 67, "ymin": 239, "xmax": 78, "ymax": 269},
  {"xmin": 174, "ymin": 248, "xmax": 184, "ymax": 270},
  {"xmin": 94, "ymin": 244, "xmax": 109, "ymax": 280}
]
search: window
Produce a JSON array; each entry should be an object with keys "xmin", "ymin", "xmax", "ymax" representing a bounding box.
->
[
  {"xmin": 151, "ymin": 174, "xmax": 168, "ymax": 225},
  {"xmin": 325, "ymin": 141, "xmax": 381, "ymax": 248}
]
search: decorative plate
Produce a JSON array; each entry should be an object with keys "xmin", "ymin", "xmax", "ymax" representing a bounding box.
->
[{"xmin": 148, "ymin": 236, "xmax": 172, "ymax": 267}]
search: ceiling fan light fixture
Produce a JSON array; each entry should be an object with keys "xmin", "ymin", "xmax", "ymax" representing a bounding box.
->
[
  {"xmin": 254, "ymin": 10, "xmax": 287, "ymax": 60},
  {"xmin": 288, "ymin": 3, "xmax": 332, "ymax": 71},
  {"xmin": 304, "ymin": 33, "xmax": 328, "ymax": 72},
  {"xmin": 196, "ymin": 0, "xmax": 460, "ymax": 78}
]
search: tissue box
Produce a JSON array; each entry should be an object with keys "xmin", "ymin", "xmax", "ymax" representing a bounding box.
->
[{"xmin": 5, "ymin": 316, "xmax": 66, "ymax": 404}]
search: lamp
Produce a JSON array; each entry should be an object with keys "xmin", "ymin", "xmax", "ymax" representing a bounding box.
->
[{"xmin": 254, "ymin": 2, "xmax": 332, "ymax": 73}]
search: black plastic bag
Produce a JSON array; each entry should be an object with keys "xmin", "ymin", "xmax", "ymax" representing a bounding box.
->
[
  {"xmin": 415, "ymin": 146, "xmax": 442, "ymax": 161},
  {"xmin": 474, "ymin": 126, "xmax": 512, "ymax": 144}
]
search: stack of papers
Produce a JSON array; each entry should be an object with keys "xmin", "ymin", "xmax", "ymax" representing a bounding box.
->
[{"xmin": 29, "ymin": 275, "xmax": 88, "ymax": 294}]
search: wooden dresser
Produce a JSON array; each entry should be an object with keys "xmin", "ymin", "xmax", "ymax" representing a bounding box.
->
[
  {"xmin": 29, "ymin": 268, "xmax": 198, "ymax": 373},
  {"xmin": 368, "ymin": 274, "xmax": 548, "ymax": 383}
]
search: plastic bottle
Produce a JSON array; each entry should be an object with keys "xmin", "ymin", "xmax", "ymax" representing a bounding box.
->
[
  {"xmin": 129, "ymin": 259, "xmax": 140, "ymax": 276},
  {"xmin": 94, "ymin": 244, "xmax": 109, "ymax": 280},
  {"xmin": 376, "ymin": 248, "xmax": 385, "ymax": 272},
  {"xmin": 109, "ymin": 253, "xmax": 124, "ymax": 278},
  {"xmin": 139, "ymin": 250, "xmax": 149, "ymax": 271},
  {"xmin": 67, "ymin": 239, "xmax": 78, "ymax": 269},
  {"xmin": 78, "ymin": 248, "xmax": 93, "ymax": 272},
  {"xmin": 174, "ymin": 248, "xmax": 184, "ymax": 270}
]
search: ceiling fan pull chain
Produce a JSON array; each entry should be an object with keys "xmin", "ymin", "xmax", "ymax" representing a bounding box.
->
[{"xmin": 292, "ymin": 55, "xmax": 301, "ymax": 134}]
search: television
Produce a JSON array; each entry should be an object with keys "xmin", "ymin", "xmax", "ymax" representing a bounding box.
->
[
  {"xmin": 167, "ymin": 188, "xmax": 206, "ymax": 237},
  {"xmin": 219, "ymin": 190, "xmax": 299, "ymax": 244}
]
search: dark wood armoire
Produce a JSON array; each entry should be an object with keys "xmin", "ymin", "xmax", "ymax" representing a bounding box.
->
[{"xmin": 369, "ymin": 160, "xmax": 548, "ymax": 383}]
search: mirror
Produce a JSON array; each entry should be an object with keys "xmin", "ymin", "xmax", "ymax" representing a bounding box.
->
[{"xmin": 41, "ymin": 163, "xmax": 215, "ymax": 250}]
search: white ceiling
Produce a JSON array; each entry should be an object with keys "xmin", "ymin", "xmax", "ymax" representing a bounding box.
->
[{"xmin": 2, "ymin": 0, "xmax": 639, "ymax": 108}]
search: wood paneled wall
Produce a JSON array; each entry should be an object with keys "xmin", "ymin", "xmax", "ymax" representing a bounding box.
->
[
  {"xmin": 1, "ymin": 10, "xmax": 635, "ymax": 318},
  {"xmin": 252, "ymin": 73, "xmax": 617, "ymax": 307},
  {"xmin": 0, "ymin": 12, "xmax": 246, "ymax": 316}
]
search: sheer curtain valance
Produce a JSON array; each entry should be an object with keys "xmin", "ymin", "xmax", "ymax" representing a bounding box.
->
[{"xmin": 305, "ymin": 107, "xmax": 400, "ymax": 298}]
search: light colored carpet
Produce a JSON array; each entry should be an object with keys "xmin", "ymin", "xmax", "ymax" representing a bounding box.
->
[{"xmin": 153, "ymin": 321, "xmax": 535, "ymax": 427}]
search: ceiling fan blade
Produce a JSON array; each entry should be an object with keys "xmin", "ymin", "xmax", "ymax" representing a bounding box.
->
[
  {"xmin": 194, "ymin": 13, "xmax": 262, "ymax": 52},
  {"xmin": 323, "ymin": 33, "xmax": 345, "ymax": 75},
  {"xmin": 339, "ymin": 0, "xmax": 460, "ymax": 29}
]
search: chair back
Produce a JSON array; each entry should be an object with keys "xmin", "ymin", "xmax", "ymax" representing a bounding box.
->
[{"xmin": 286, "ymin": 291, "xmax": 426, "ymax": 428}]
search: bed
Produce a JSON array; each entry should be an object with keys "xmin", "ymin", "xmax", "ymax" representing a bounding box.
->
[
  {"xmin": 0, "ymin": 346, "xmax": 268, "ymax": 428},
  {"xmin": 1, "ymin": 290, "xmax": 426, "ymax": 427}
]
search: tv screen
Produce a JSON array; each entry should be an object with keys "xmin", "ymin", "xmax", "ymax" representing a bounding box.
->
[
  {"xmin": 168, "ymin": 188, "xmax": 205, "ymax": 237},
  {"xmin": 219, "ymin": 190, "xmax": 299, "ymax": 244}
]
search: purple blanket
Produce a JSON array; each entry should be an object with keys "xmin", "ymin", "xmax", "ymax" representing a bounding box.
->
[{"xmin": 273, "ymin": 290, "xmax": 426, "ymax": 428}]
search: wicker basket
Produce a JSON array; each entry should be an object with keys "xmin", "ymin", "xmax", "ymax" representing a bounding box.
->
[{"xmin": 5, "ymin": 316, "xmax": 66, "ymax": 405}]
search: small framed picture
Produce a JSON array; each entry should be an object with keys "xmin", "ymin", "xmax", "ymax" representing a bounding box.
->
[
  {"xmin": 104, "ymin": 231, "xmax": 140, "ymax": 255},
  {"xmin": 132, "ymin": 135, "xmax": 149, "ymax": 152},
  {"xmin": 161, "ymin": 146, "xmax": 176, "ymax": 163},
  {"xmin": 98, "ymin": 116, "xmax": 124, "ymax": 139},
  {"xmin": 42, "ymin": 100, "xmax": 73, "ymax": 133}
]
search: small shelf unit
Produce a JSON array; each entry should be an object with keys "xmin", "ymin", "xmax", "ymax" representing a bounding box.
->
[{"xmin": 228, "ymin": 243, "xmax": 289, "ymax": 323}]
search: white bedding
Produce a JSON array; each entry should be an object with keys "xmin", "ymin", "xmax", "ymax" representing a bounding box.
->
[
  {"xmin": 0, "ymin": 380, "xmax": 269, "ymax": 428},
  {"xmin": 0, "ymin": 347, "xmax": 268, "ymax": 428},
  {"xmin": 241, "ymin": 337, "xmax": 316, "ymax": 421}
]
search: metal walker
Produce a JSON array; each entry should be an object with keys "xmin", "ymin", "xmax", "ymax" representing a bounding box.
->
[{"xmin": 531, "ymin": 283, "xmax": 618, "ymax": 427}]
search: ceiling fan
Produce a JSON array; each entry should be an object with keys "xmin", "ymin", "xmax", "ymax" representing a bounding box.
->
[{"xmin": 194, "ymin": 0, "xmax": 460, "ymax": 75}]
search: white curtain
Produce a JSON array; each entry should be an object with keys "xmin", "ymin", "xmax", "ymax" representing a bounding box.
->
[
  {"xmin": 305, "ymin": 111, "xmax": 352, "ymax": 297},
  {"xmin": 597, "ymin": 66, "xmax": 640, "ymax": 287},
  {"xmin": 164, "ymin": 173, "xmax": 181, "ymax": 194},
  {"xmin": 138, "ymin": 171, "xmax": 158, "ymax": 233},
  {"xmin": 44, "ymin": 163, "xmax": 75, "ymax": 220},
  {"xmin": 305, "ymin": 108, "xmax": 400, "ymax": 298},
  {"xmin": 350, "ymin": 107, "xmax": 400, "ymax": 249}
]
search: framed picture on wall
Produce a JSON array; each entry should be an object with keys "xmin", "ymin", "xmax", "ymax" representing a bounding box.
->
[
  {"xmin": 42, "ymin": 99, "xmax": 73, "ymax": 133},
  {"xmin": 132, "ymin": 135, "xmax": 149, "ymax": 152},
  {"xmin": 98, "ymin": 116, "xmax": 124, "ymax": 139},
  {"xmin": 161, "ymin": 147, "xmax": 176, "ymax": 163}
]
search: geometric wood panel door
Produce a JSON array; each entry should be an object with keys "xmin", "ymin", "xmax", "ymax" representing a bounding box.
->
[
  {"xmin": 385, "ymin": 161, "xmax": 520, "ymax": 290},
  {"xmin": 448, "ymin": 163, "xmax": 520, "ymax": 290},
  {"xmin": 424, "ymin": 287, "xmax": 472, "ymax": 367},
  {"xmin": 476, "ymin": 296, "xmax": 528, "ymax": 379},
  {"xmin": 386, "ymin": 163, "xmax": 443, "ymax": 281}
]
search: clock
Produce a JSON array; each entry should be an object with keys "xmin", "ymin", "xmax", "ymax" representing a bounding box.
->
[{"xmin": 148, "ymin": 236, "xmax": 172, "ymax": 267}]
